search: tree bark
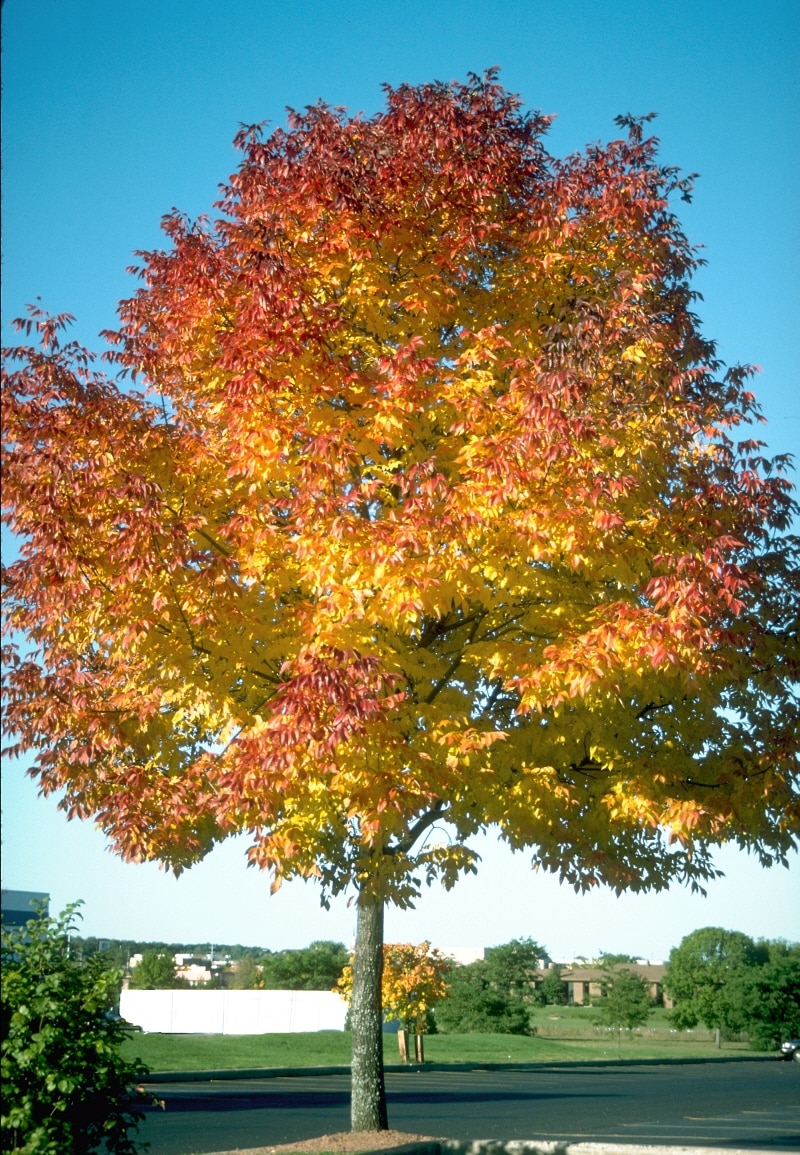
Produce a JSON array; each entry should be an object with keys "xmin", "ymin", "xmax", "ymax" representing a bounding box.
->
[{"xmin": 350, "ymin": 890, "xmax": 388, "ymax": 1132}]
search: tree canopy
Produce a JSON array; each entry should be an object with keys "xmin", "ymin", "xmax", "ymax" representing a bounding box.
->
[
  {"xmin": 3, "ymin": 70, "xmax": 798, "ymax": 901},
  {"xmin": 664, "ymin": 926, "xmax": 768, "ymax": 1038},
  {"xmin": 665, "ymin": 927, "xmax": 800, "ymax": 1049},
  {"xmin": 3, "ymin": 71, "xmax": 799, "ymax": 1129},
  {"xmin": 484, "ymin": 937, "xmax": 547, "ymax": 998},
  {"xmin": 259, "ymin": 940, "xmax": 350, "ymax": 990},
  {"xmin": 740, "ymin": 940, "xmax": 800, "ymax": 1049}
]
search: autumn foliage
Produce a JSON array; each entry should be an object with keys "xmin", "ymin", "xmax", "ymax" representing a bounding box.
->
[
  {"xmin": 338, "ymin": 941, "xmax": 451, "ymax": 1033},
  {"xmin": 3, "ymin": 71, "xmax": 799, "ymax": 914}
]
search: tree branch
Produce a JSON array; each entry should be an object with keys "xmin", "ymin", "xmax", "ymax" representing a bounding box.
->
[{"xmin": 387, "ymin": 801, "xmax": 446, "ymax": 857}]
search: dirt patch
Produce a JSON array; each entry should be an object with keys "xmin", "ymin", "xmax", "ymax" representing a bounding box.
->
[{"xmin": 206, "ymin": 1130, "xmax": 442, "ymax": 1154}]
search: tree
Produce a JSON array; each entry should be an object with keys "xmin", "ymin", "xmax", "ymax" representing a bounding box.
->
[
  {"xmin": 740, "ymin": 940, "xmax": 800, "ymax": 1050},
  {"xmin": 664, "ymin": 927, "xmax": 768, "ymax": 1045},
  {"xmin": 596, "ymin": 968, "xmax": 653, "ymax": 1054},
  {"xmin": 338, "ymin": 942, "xmax": 451, "ymax": 1060},
  {"xmin": 536, "ymin": 965, "xmax": 568, "ymax": 1006},
  {"xmin": 230, "ymin": 955, "xmax": 264, "ymax": 990},
  {"xmin": 3, "ymin": 72, "xmax": 799, "ymax": 1133},
  {"xmin": 1, "ymin": 903, "xmax": 148, "ymax": 1155},
  {"xmin": 435, "ymin": 960, "xmax": 532, "ymax": 1035},
  {"xmin": 127, "ymin": 950, "xmax": 186, "ymax": 990},
  {"xmin": 259, "ymin": 941, "xmax": 349, "ymax": 990},
  {"xmin": 484, "ymin": 938, "xmax": 547, "ymax": 1002}
]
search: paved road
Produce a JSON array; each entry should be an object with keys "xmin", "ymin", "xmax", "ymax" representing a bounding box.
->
[{"xmin": 138, "ymin": 1061, "xmax": 800, "ymax": 1155}]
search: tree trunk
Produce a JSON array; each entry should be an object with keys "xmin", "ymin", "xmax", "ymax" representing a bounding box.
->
[{"xmin": 350, "ymin": 891, "xmax": 388, "ymax": 1132}]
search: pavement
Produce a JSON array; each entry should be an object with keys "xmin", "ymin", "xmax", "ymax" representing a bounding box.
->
[{"xmin": 138, "ymin": 1057, "xmax": 797, "ymax": 1155}]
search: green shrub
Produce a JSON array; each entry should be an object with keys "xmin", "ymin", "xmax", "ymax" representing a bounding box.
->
[
  {"xmin": 435, "ymin": 961, "xmax": 532, "ymax": 1035},
  {"xmin": 1, "ymin": 903, "xmax": 149, "ymax": 1154}
]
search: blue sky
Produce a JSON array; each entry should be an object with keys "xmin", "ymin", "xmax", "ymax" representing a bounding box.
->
[{"xmin": 2, "ymin": 0, "xmax": 798, "ymax": 956}]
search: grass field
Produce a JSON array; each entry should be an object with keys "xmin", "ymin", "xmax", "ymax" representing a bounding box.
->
[{"xmin": 121, "ymin": 1007, "xmax": 755, "ymax": 1072}]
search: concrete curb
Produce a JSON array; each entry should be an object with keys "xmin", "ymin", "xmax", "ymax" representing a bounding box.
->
[
  {"xmin": 138, "ymin": 1055, "xmax": 774, "ymax": 1084},
  {"xmin": 376, "ymin": 1144, "xmax": 786, "ymax": 1155}
]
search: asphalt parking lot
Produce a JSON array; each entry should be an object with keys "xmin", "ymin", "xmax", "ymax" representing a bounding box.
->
[{"xmin": 139, "ymin": 1059, "xmax": 800, "ymax": 1154}]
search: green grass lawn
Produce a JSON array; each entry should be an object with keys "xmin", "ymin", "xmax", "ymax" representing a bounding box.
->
[{"xmin": 122, "ymin": 1017, "xmax": 753, "ymax": 1073}]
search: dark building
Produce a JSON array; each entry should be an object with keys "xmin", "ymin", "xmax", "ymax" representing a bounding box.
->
[{"xmin": 1, "ymin": 889, "xmax": 50, "ymax": 927}]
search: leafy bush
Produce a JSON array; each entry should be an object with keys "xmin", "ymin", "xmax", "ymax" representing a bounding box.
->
[
  {"xmin": 435, "ymin": 961, "xmax": 532, "ymax": 1035},
  {"xmin": 1, "ymin": 903, "xmax": 149, "ymax": 1154}
]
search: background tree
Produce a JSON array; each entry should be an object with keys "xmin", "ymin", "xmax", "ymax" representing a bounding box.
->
[
  {"xmin": 665, "ymin": 927, "xmax": 768, "ymax": 1046},
  {"xmin": 259, "ymin": 941, "xmax": 349, "ymax": 991},
  {"xmin": 435, "ymin": 960, "xmax": 532, "ymax": 1035},
  {"xmin": 595, "ymin": 968, "xmax": 653, "ymax": 1055},
  {"xmin": 739, "ymin": 940, "xmax": 800, "ymax": 1051},
  {"xmin": 484, "ymin": 938, "xmax": 547, "ymax": 1003},
  {"xmin": 1, "ymin": 903, "xmax": 148, "ymax": 1155},
  {"xmin": 3, "ymin": 73, "xmax": 799, "ymax": 1132},
  {"xmin": 230, "ymin": 955, "xmax": 265, "ymax": 990},
  {"xmin": 127, "ymin": 950, "xmax": 186, "ymax": 990},
  {"xmin": 339, "ymin": 942, "xmax": 450, "ymax": 1061},
  {"xmin": 535, "ymin": 965, "xmax": 569, "ymax": 1007}
]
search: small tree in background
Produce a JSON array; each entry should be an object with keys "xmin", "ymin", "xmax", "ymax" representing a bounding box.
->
[
  {"xmin": 230, "ymin": 955, "xmax": 265, "ymax": 990},
  {"xmin": 535, "ymin": 965, "xmax": 568, "ymax": 1006},
  {"xmin": 1, "ymin": 903, "xmax": 148, "ymax": 1155},
  {"xmin": 127, "ymin": 950, "xmax": 186, "ymax": 990},
  {"xmin": 339, "ymin": 942, "xmax": 450, "ymax": 1061},
  {"xmin": 596, "ymin": 968, "xmax": 653, "ymax": 1055}
]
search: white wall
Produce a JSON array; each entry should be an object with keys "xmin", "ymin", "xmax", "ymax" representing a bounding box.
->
[{"xmin": 119, "ymin": 988, "xmax": 348, "ymax": 1035}]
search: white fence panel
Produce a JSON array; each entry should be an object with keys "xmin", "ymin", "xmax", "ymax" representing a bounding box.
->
[{"xmin": 119, "ymin": 988, "xmax": 348, "ymax": 1035}]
